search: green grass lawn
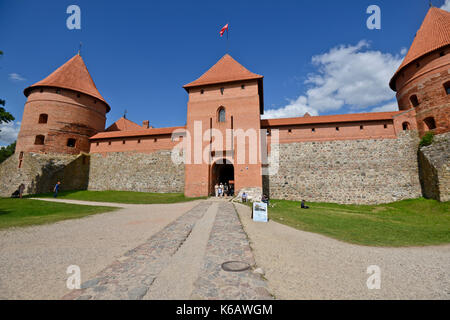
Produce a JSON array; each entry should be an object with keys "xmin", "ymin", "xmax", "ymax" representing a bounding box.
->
[
  {"xmin": 265, "ymin": 198, "xmax": 450, "ymax": 247},
  {"xmin": 32, "ymin": 190, "xmax": 206, "ymax": 204},
  {"xmin": 0, "ymin": 198, "xmax": 117, "ymax": 229}
]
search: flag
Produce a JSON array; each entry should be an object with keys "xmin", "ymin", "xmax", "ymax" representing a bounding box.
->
[{"xmin": 220, "ymin": 23, "xmax": 228, "ymax": 37}]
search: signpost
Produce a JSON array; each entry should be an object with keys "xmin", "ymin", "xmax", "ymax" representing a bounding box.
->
[{"xmin": 252, "ymin": 202, "xmax": 268, "ymax": 222}]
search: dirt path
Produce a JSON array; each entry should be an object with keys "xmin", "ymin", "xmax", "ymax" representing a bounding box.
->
[
  {"xmin": 0, "ymin": 200, "xmax": 200, "ymax": 299},
  {"xmin": 235, "ymin": 203, "xmax": 450, "ymax": 300}
]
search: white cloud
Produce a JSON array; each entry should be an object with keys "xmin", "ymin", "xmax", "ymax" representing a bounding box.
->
[
  {"xmin": 263, "ymin": 41, "xmax": 404, "ymax": 119},
  {"xmin": 441, "ymin": 0, "xmax": 450, "ymax": 11},
  {"xmin": 9, "ymin": 73, "xmax": 26, "ymax": 82},
  {"xmin": 0, "ymin": 121, "xmax": 21, "ymax": 146},
  {"xmin": 371, "ymin": 101, "xmax": 399, "ymax": 113}
]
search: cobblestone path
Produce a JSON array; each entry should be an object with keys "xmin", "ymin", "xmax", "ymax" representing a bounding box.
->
[{"xmin": 62, "ymin": 201, "xmax": 272, "ymax": 300}]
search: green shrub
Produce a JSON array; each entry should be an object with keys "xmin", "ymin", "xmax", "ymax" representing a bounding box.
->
[{"xmin": 419, "ymin": 132, "xmax": 434, "ymax": 147}]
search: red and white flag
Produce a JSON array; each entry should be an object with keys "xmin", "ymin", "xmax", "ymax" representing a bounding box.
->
[{"xmin": 220, "ymin": 23, "xmax": 229, "ymax": 37}]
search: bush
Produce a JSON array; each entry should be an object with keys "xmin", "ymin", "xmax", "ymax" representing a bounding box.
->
[{"xmin": 419, "ymin": 132, "xmax": 434, "ymax": 148}]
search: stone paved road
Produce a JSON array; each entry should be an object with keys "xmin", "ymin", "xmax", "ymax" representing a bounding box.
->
[{"xmin": 63, "ymin": 200, "xmax": 271, "ymax": 300}]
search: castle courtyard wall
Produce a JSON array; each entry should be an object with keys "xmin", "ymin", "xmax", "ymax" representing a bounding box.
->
[
  {"xmin": 0, "ymin": 152, "xmax": 90, "ymax": 197},
  {"xmin": 418, "ymin": 132, "xmax": 450, "ymax": 202},
  {"xmin": 265, "ymin": 132, "xmax": 422, "ymax": 204},
  {"xmin": 88, "ymin": 151, "xmax": 184, "ymax": 193}
]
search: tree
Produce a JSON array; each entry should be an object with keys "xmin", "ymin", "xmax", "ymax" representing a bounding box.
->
[
  {"xmin": 0, "ymin": 50, "xmax": 15, "ymax": 127},
  {"xmin": 0, "ymin": 141, "xmax": 16, "ymax": 164}
]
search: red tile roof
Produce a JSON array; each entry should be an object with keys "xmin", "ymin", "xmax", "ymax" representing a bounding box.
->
[
  {"xmin": 24, "ymin": 54, "xmax": 110, "ymax": 111},
  {"xmin": 90, "ymin": 126, "xmax": 186, "ymax": 140},
  {"xmin": 105, "ymin": 117, "xmax": 143, "ymax": 132},
  {"xmin": 183, "ymin": 54, "xmax": 263, "ymax": 89},
  {"xmin": 390, "ymin": 7, "xmax": 450, "ymax": 90},
  {"xmin": 261, "ymin": 111, "xmax": 401, "ymax": 127}
]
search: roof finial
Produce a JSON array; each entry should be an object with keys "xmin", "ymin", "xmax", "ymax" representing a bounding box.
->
[
  {"xmin": 429, "ymin": 0, "xmax": 433, "ymax": 8},
  {"xmin": 124, "ymin": 109, "xmax": 127, "ymax": 119},
  {"xmin": 78, "ymin": 42, "xmax": 82, "ymax": 56}
]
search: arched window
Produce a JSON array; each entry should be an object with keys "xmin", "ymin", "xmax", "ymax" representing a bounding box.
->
[
  {"xmin": 423, "ymin": 117, "xmax": 436, "ymax": 131},
  {"xmin": 38, "ymin": 114, "xmax": 48, "ymax": 124},
  {"xmin": 34, "ymin": 135, "xmax": 45, "ymax": 145},
  {"xmin": 218, "ymin": 107, "xmax": 226, "ymax": 122},
  {"xmin": 402, "ymin": 122, "xmax": 411, "ymax": 131},
  {"xmin": 410, "ymin": 95, "xmax": 419, "ymax": 108},
  {"xmin": 67, "ymin": 138, "xmax": 76, "ymax": 148},
  {"xmin": 444, "ymin": 82, "xmax": 450, "ymax": 95}
]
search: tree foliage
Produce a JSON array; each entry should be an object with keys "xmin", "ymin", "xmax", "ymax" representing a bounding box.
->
[
  {"xmin": 0, "ymin": 141, "xmax": 16, "ymax": 164},
  {"xmin": 0, "ymin": 50, "xmax": 16, "ymax": 127}
]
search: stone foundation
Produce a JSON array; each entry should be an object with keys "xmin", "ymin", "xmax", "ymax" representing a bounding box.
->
[
  {"xmin": 0, "ymin": 152, "xmax": 90, "ymax": 197},
  {"xmin": 88, "ymin": 151, "xmax": 184, "ymax": 193},
  {"xmin": 418, "ymin": 132, "xmax": 450, "ymax": 202},
  {"xmin": 264, "ymin": 132, "xmax": 422, "ymax": 204}
]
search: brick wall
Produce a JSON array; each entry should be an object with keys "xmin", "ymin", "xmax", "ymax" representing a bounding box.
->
[
  {"xmin": 395, "ymin": 47, "xmax": 450, "ymax": 136},
  {"xmin": 16, "ymin": 88, "xmax": 107, "ymax": 155}
]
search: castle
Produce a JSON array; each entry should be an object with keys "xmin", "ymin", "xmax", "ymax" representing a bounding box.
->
[{"xmin": 1, "ymin": 7, "xmax": 449, "ymax": 203}]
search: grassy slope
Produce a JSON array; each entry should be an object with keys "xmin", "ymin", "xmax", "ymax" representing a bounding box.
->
[
  {"xmin": 266, "ymin": 198, "xmax": 450, "ymax": 247},
  {"xmin": 0, "ymin": 198, "xmax": 117, "ymax": 229},
  {"xmin": 32, "ymin": 190, "xmax": 206, "ymax": 204}
]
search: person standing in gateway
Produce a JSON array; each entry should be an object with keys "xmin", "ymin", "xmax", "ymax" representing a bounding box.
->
[{"xmin": 53, "ymin": 181, "xmax": 61, "ymax": 198}]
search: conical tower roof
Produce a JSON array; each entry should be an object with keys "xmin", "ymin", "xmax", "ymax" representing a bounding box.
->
[
  {"xmin": 390, "ymin": 7, "xmax": 450, "ymax": 90},
  {"xmin": 183, "ymin": 54, "xmax": 263, "ymax": 89},
  {"xmin": 24, "ymin": 54, "xmax": 110, "ymax": 111}
]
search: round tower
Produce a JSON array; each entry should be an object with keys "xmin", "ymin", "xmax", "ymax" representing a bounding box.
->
[
  {"xmin": 390, "ymin": 7, "xmax": 450, "ymax": 136},
  {"xmin": 16, "ymin": 54, "xmax": 110, "ymax": 155}
]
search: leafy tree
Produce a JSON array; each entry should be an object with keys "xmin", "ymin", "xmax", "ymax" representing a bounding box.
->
[
  {"xmin": 0, "ymin": 141, "xmax": 16, "ymax": 164},
  {"xmin": 0, "ymin": 50, "xmax": 15, "ymax": 128}
]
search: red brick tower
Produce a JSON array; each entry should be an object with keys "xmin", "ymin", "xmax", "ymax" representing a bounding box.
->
[
  {"xmin": 16, "ymin": 54, "xmax": 110, "ymax": 155},
  {"xmin": 183, "ymin": 54, "xmax": 264, "ymax": 197},
  {"xmin": 390, "ymin": 7, "xmax": 450, "ymax": 136}
]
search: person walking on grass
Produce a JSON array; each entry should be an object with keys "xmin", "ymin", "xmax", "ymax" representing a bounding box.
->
[{"xmin": 53, "ymin": 181, "xmax": 61, "ymax": 198}]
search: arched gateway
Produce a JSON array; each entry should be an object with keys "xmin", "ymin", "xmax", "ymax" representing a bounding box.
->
[{"xmin": 210, "ymin": 159, "xmax": 234, "ymax": 195}]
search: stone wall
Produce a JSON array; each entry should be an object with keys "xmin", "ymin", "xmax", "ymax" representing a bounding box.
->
[
  {"xmin": 265, "ymin": 132, "xmax": 422, "ymax": 204},
  {"xmin": 88, "ymin": 151, "xmax": 184, "ymax": 193},
  {"xmin": 0, "ymin": 152, "xmax": 90, "ymax": 197},
  {"xmin": 418, "ymin": 132, "xmax": 450, "ymax": 202}
]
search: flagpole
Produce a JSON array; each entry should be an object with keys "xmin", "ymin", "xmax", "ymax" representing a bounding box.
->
[{"xmin": 227, "ymin": 23, "xmax": 229, "ymax": 53}]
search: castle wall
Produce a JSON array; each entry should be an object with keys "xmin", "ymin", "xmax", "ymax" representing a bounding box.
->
[
  {"xmin": 395, "ymin": 47, "xmax": 450, "ymax": 136},
  {"xmin": 0, "ymin": 152, "xmax": 90, "ymax": 197},
  {"xmin": 16, "ymin": 88, "xmax": 107, "ymax": 155},
  {"xmin": 265, "ymin": 132, "xmax": 422, "ymax": 204},
  {"xmin": 88, "ymin": 151, "xmax": 184, "ymax": 193},
  {"xmin": 89, "ymin": 134, "xmax": 180, "ymax": 154},
  {"xmin": 418, "ymin": 132, "xmax": 450, "ymax": 202}
]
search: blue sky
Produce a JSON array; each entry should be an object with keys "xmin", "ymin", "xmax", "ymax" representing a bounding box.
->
[{"xmin": 1, "ymin": 0, "xmax": 449, "ymax": 145}]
